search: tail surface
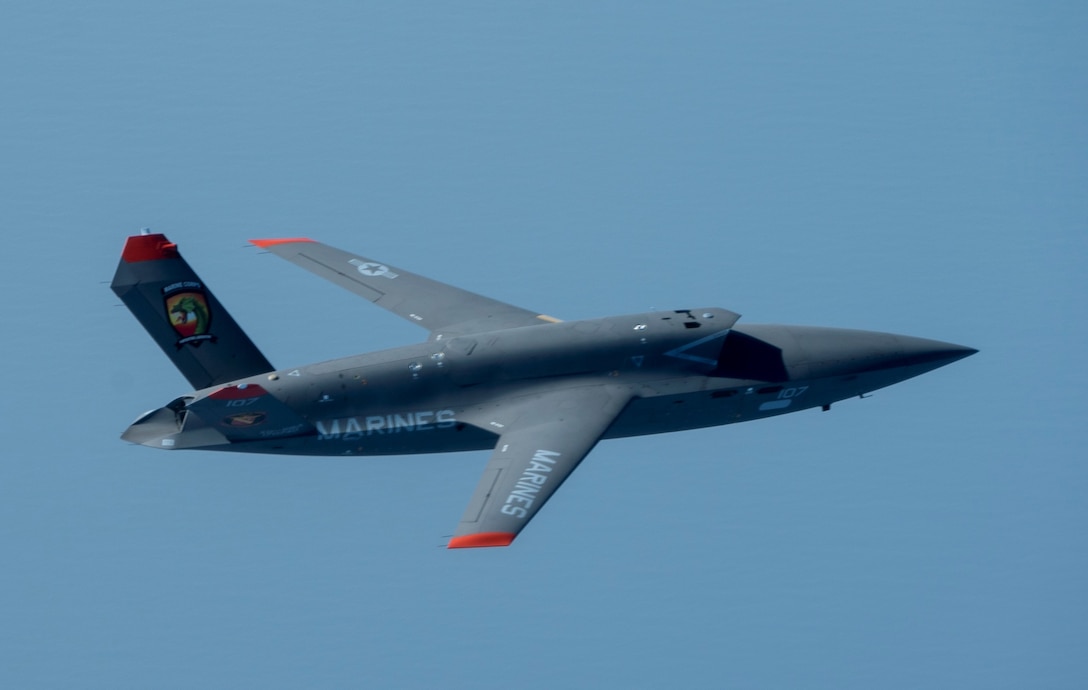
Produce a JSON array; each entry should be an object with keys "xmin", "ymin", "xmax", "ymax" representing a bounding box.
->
[{"xmin": 111, "ymin": 232, "xmax": 274, "ymax": 390}]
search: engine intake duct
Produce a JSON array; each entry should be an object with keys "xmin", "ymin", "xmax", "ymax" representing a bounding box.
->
[{"xmin": 711, "ymin": 331, "xmax": 789, "ymax": 382}]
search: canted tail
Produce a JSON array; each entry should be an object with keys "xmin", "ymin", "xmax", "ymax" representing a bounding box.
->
[{"xmin": 111, "ymin": 232, "xmax": 274, "ymax": 390}]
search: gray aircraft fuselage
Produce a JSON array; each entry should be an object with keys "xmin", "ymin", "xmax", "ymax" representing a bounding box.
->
[
  {"xmin": 113, "ymin": 233, "xmax": 975, "ymax": 547},
  {"xmin": 124, "ymin": 308, "xmax": 974, "ymax": 456}
]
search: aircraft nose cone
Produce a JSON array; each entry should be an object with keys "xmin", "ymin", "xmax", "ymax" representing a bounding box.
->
[
  {"xmin": 789, "ymin": 326, "xmax": 976, "ymax": 379},
  {"xmin": 894, "ymin": 335, "xmax": 978, "ymax": 368}
]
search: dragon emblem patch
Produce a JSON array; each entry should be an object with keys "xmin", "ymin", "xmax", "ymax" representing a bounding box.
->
[{"xmin": 163, "ymin": 281, "xmax": 215, "ymax": 348}]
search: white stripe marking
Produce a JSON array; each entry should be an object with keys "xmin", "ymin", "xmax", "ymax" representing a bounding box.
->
[{"xmin": 759, "ymin": 400, "xmax": 792, "ymax": 411}]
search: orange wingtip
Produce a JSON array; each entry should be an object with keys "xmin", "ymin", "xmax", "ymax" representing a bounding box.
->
[
  {"xmin": 249, "ymin": 237, "xmax": 315, "ymax": 248},
  {"xmin": 447, "ymin": 532, "xmax": 516, "ymax": 549}
]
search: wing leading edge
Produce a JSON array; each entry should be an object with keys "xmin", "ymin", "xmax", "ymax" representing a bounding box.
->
[
  {"xmin": 250, "ymin": 238, "xmax": 560, "ymax": 338},
  {"xmin": 449, "ymin": 385, "xmax": 634, "ymax": 548}
]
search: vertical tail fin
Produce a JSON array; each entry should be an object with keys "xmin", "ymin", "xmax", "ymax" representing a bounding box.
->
[{"xmin": 111, "ymin": 233, "xmax": 274, "ymax": 390}]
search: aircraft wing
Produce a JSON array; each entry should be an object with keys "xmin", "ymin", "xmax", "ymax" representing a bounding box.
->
[
  {"xmin": 250, "ymin": 238, "xmax": 559, "ymax": 338},
  {"xmin": 449, "ymin": 384, "xmax": 633, "ymax": 548}
]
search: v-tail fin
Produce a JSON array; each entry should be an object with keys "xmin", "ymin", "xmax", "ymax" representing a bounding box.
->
[{"xmin": 111, "ymin": 232, "xmax": 274, "ymax": 390}]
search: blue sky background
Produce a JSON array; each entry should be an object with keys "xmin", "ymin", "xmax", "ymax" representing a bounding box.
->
[{"xmin": 1, "ymin": 2, "xmax": 1085, "ymax": 687}]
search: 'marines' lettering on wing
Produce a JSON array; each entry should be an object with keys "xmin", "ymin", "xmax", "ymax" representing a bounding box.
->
[{"xmin": 501, "ymin": 450, "xmax": 560, "ymax": 518}]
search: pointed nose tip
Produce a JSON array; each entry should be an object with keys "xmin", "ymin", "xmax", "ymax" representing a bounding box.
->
[
  {"xmin": 895, "ymin": 336, "xmax": 978, "ymax": 367},
  {"xmin": 953, "ymin": 344, "xmax": 979, "ymax": 359},
  {"xmin": 781, "ymin": 326, "xmax": 976, "ymax": 381}
]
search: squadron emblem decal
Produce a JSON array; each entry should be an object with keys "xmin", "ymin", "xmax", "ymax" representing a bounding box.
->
[
  {"xmin": 222, "ymin": 412, "xmax": 267, "ymax": 427},
  {"xmin": 163, "ymin": 281, "xmax": 216, "ymax": 347}
]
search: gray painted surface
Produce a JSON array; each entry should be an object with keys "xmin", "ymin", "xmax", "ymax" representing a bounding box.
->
[{"xmin": 113, "ymin": 234, "xmax": 975, "ymax": 547}]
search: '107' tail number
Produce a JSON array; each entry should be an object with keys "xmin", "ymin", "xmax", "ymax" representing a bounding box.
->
[{"xmin": 778, "ymin": 386, "xmax": 808, "ymax": 399}]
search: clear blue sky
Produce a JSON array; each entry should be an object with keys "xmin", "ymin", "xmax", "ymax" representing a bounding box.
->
[{"xmin": 1, "ymin": 2, "xmax": 1085, "ymax": 688}]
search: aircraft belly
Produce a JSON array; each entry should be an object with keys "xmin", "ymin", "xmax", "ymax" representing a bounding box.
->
[
  {"xmin": 605, "ymin": 381, "xmax": 828, "ymax": 439},
  {"xmin": 607, "ymin": 350, "xmax": 971, "ymax": 441},
  {"xmin": 219, "ymin": 357, "xmax": 957, "ymax": 454},
  {"xmin": 604, "ymin": 390, "xmax": 743, "ymax": 438},
  {"xmin": 222, "ymin": 424, "xmax": 496, "ymax": 456}
]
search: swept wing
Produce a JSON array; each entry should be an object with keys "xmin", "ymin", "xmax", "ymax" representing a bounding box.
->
[
  {"xmin": 449, "ymin": 384, "xmax": 633, "ymax": 548},
  {"xmin": 250, "ymin": 238, "xmax": 559, "ymax": 338}
]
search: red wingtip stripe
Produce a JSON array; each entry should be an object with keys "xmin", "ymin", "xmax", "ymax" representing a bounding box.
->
[
  {"xmin": 121, "ymin": 233, "xmax": 179, "ymax": 262},
  {"xmin": 447, "ymin": 532, "xmax": 517, "ymax": 549},
  {"xmin": 249, "ymin": 238, "xmax": 315, "ymax": 248}
]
